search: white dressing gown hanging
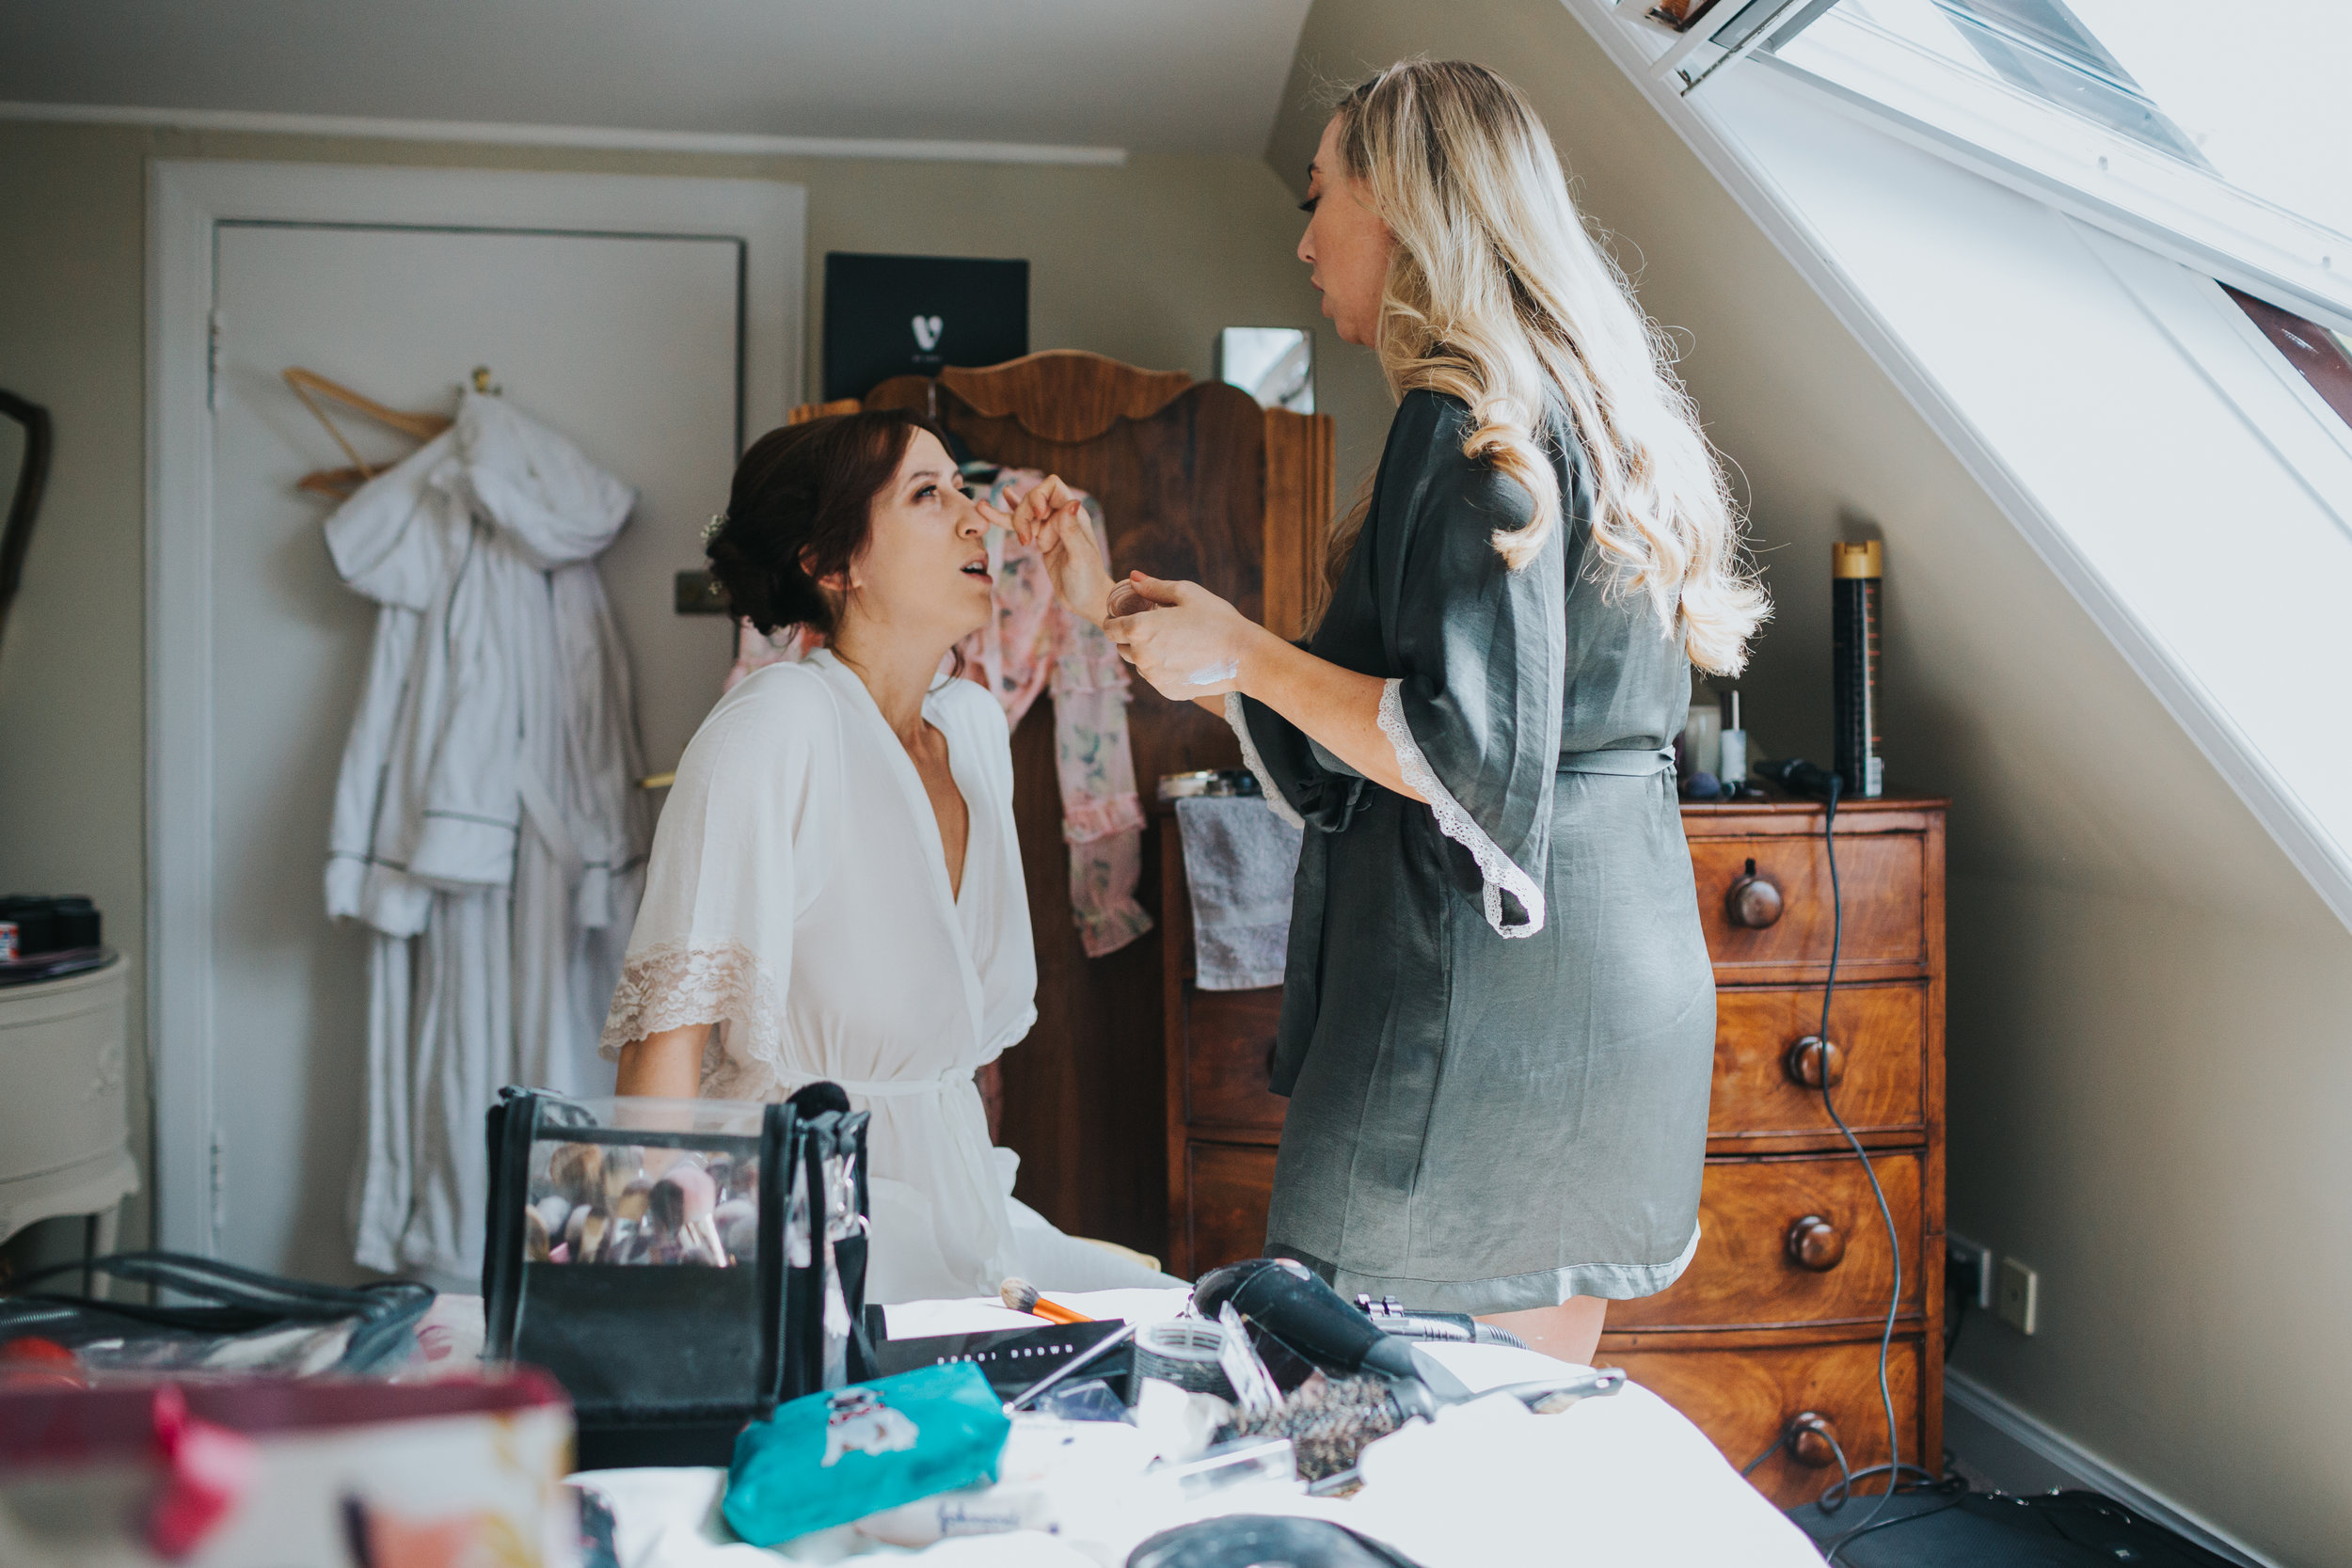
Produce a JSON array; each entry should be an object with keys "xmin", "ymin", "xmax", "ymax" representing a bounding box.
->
[
  {"xmin": 600, "ymin": 651, "xmax": 1054, "ymax": 1302},
  {"xmin": 325, "ymin": 389, "xmax": 646, "ymax": 1283}
]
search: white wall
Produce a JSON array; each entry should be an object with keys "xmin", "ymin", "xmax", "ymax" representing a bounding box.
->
[{"xmin": 1272, "ymin": 5, "xmax": 2352, "ymax": 1562}]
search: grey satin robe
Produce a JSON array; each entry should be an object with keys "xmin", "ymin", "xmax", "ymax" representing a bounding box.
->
[{"xmin": 1229, "ymin": 389, "xmax": 1714, "ymax": 1314}]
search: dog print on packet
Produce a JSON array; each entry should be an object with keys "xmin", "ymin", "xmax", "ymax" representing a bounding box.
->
[
  {"xmin": 912, "ymin": 315, "xmax": 944, "ymax": 351},
  {"xmin": 820, "ymin": 1386, "xmax": 920, "ymax": 1467}
]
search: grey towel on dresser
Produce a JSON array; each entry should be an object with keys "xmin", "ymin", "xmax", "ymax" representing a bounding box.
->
[{"xmin": 1174, "ymin": 796, "xmax": 1303, "ymax": 991}]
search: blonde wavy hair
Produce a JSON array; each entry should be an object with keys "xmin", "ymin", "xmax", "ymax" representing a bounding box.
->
[{"xmin": 1320, "ymin": 60, "xmax": 1767, "ymax": 674}]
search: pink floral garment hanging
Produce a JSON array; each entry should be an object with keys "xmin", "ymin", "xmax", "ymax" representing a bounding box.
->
[{"xmin": 724, "ymin": 469, "xmax": 1152, "ymax": 957}]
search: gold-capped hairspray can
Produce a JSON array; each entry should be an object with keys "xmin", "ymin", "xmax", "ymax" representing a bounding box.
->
[{"xmin": 1831, "ymin": 541, "xmax": 1883, "ymax": 799}]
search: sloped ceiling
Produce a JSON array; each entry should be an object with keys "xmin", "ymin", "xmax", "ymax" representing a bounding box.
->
[{"xmin": 0, "ymin": 0, "xmax": 1313, "ymax": 154}]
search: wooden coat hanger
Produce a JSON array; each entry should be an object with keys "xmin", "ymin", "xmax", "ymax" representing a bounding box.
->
[{"xmin": 283, "ymin": 367, "xmax": 472, "ymax": 499}]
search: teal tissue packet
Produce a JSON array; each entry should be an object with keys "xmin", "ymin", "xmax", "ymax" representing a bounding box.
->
[{"xmin": 722, "ymin": 1363, "xmax": 1011, "ymax": 1545}]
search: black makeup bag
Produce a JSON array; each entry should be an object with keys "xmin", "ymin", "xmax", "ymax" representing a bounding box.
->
[{"xmin": 482, "ymin": 1083, "xmax": 875, "ymax": 1468}]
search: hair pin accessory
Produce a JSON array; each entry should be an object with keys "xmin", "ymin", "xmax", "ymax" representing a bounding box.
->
[{"xmin": 703, "ymin": 512, "xmax": 728, "ymax": 542}]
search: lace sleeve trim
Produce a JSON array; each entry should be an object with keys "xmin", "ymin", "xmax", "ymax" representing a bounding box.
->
[
  {"xmin": 1376, "ymin": 678, "xmax": 1546, "ymax": 939},
  {"xmin": 1223, "ymin": 692, "xmax": 1306, "ymax": 830},
  {"xmin": 597, "ymin": 938, "xmax": 787, "ymax": 1065}
]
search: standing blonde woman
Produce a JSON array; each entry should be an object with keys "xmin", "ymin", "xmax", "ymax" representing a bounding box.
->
[{"xmin": 1029, "ymin": 61, "xmax": 1766, "ymax": 1363}]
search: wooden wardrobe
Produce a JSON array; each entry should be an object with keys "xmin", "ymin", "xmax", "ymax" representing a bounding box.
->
[{"xmin": 795, "ymin": 351, "xmax": 1332, "ymax": 1256}]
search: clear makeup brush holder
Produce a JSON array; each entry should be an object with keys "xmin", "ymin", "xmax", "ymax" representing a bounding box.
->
[{"xmin": 482, "ymin": 1087, "xmax": 871, "ymax": 1468}]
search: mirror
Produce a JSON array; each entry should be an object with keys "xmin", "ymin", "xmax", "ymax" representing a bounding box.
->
[
  {"xmin": 1218, "ymin": 327, "xmax": 1314, "ymax": 414},
  {"xmin": 0, "ymin": 391, "xmax": 54, "ymax": 660}
]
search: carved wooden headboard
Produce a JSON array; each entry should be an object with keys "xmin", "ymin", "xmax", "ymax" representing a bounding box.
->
[{"xmin": 791, "ymin": 350, "xmax": 1333, "ymax": 1253}]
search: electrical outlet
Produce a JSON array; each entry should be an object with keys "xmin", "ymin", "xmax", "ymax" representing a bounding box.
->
[
  {"xmin": 1947, "ymin": 1233, "xmax": 1994, "ymax": 1309},
  {"xmin": 1996, "ymin": 1257, "xmax": 2039, "ymax": 1335}
]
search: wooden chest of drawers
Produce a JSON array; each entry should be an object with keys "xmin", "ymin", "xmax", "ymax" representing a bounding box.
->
[
  {"xmin": 1613, "ymin": 795, "xmax": 1946, "ymax": 1507},
  {"xmin": 1159, "ymin": 792, "xmax": 1946, "ymax": 1509}
]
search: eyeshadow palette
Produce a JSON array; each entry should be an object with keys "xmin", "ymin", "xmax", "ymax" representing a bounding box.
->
[{"xmin": 867, "ymin": 1318, "xmax": 1136, "ymax": 1403}]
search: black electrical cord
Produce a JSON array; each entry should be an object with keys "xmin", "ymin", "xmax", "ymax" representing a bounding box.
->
[
  {"xmin": 1805, "ymin": 777, "xmax": 1913, "ymax": 1566},
  {"xmin": 1821, "ymin": 1471, "xmax": 1973, "ymax": 1560},
  {"xmin": 1819, "ymin": 1459, "xmax": 1940, "ymax": 1513}
]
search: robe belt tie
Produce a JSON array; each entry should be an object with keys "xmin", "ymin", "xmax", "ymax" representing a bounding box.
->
[
  {"xmin": 1557, "ymin": 747, "xmax": 1677, "ymax": 777},
  {"xmin": 773, "ymin": 1065, "xmax": 977, "ymax": 1100}
]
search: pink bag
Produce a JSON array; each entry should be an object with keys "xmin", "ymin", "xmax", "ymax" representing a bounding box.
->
[{"xmin": 0, "ymin": 1371, "xmax": 575, "ymax": 1565}]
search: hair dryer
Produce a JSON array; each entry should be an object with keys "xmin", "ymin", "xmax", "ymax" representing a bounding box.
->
[
  {"xmin": 1757, "ymin": 756, "xmax": 1844, "ymax": 802},
  {"xmin": 1193, "ymin": 1258, "xmax": 1474, "ymax": 1402}
]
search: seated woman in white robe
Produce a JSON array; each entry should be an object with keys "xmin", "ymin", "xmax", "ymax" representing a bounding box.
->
[{"xmin": 600, "ymin": 410, "xmax": 1170, "ymax": 1304}]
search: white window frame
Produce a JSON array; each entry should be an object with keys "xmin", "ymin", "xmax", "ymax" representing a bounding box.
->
[
  {"xmin": 1560, "ymin": 0, "xmax": 2352, "ymax": 932},
  {"xmin": 1584, "ymin": 0, "xmax": 2352, "ymax": 338}
]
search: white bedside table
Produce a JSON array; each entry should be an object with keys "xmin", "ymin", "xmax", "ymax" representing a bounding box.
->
[{"xmin": 0, "ymin": 956, "xmax": 138, "ymax": 1275}]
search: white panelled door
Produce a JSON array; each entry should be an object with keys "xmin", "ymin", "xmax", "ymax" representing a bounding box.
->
[{"xmin": 155, "ymin": 164, "xmax": 801, "ymax": 1279}]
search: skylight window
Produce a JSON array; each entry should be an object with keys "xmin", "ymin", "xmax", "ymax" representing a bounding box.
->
[
  {"xmin": 1921, "ymin": 0, "xmax": 2207, "ymax": 167},
  {"xmin": 1754, "ymin": 0, "xmax": 2352, "ymax": 326}
]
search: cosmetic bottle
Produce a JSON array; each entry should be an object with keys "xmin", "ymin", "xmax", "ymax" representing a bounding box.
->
[
  {"xmin": 1680, "ymin": 692, "xmax": 1721, "ymax": 778},
  {"xmin": 1831, "ymin": 540, "xmax": 1883, "ymax": 799},
  {"xmin": 1718, "ymin": 689, "xmax": 1748, "ymax": 788}
]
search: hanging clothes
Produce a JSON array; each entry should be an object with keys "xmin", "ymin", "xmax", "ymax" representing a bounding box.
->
[
  {"xmin": 724, "ymin": 469, "xmax": 1150, "ymax": 958},
  {"xmin": 324, "ymin": 389, "xmax": 647, "ymax": 1284}
]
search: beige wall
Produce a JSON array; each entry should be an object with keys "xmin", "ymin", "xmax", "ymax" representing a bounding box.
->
[
  {"xmin": 1273, "ymin": 5, "xmax": 2352, "ymax": 1562},
  {"xmin": 0, "ymin": 118, "xmax": 1347, "ymax": 1265}
]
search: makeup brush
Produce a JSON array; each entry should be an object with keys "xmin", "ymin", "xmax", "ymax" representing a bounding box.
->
[
  {"xmin": 714, "ymin": 1196, "xmax": 758, "ymax": 1263},
  {"xmin": 548, "ymin": 1143, "xmax": 603, "ymax": 1209},
  {"xmin": 601, "ymin": 1145, "xmax": 637, "ymax": 1208},
  {"xmin": 575, "ymin": 1209, "xmax": 610, "ymax": 1264},
  {"xmin": 999, "ymin": 1277, "xmax": 1091, "ymax": 1323},
  {"xmin": 652, "ymin": 1164, "xmax": 726, "ymax": 1265}
]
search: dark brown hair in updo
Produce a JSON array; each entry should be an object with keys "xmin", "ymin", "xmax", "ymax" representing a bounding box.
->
[{"xmin": 705, "ymin": 409, "xmax": 955, "ymax": 638}]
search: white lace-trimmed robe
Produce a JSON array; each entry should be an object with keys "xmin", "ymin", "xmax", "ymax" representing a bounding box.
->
[
  {"xmin": 326, "ymin": 390, "xmax": 646, "ymax": 1283},
  {"xmin": 599, "ymin": 650, "xmax": 1039, "ymax": 1302}
]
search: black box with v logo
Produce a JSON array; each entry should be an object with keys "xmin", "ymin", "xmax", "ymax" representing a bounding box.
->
[{"xmin": 821, "ymin": 252, "xmax": 1029, "ymax": 402}]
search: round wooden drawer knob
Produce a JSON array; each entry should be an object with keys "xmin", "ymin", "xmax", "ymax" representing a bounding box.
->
[
  {"xmin": 1785, "ymin": 1036, "xmax": 1845, "ymax": 1088},
  {"xmin": 1787, "ymin": 1214, "xmax": 1845, "ymax": 1271},
  {"xmin": 1725, "ymin": 859, "xmax": 1783, "ymax": 927},
  {"xmin": 1788, "ymin": 1411, "xmax": 1841, "ymax": 1468}
]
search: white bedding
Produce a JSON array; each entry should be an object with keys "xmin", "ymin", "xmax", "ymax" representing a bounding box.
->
[{"xmin": 574, "ymin": 1288, "xmax": 1820, "ymax": 1567}]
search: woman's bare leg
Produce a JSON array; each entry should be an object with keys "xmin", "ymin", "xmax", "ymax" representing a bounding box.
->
[{"xmin": 1478, "ymin": 1296, "xmax": 1608, "ymax": 1367}]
